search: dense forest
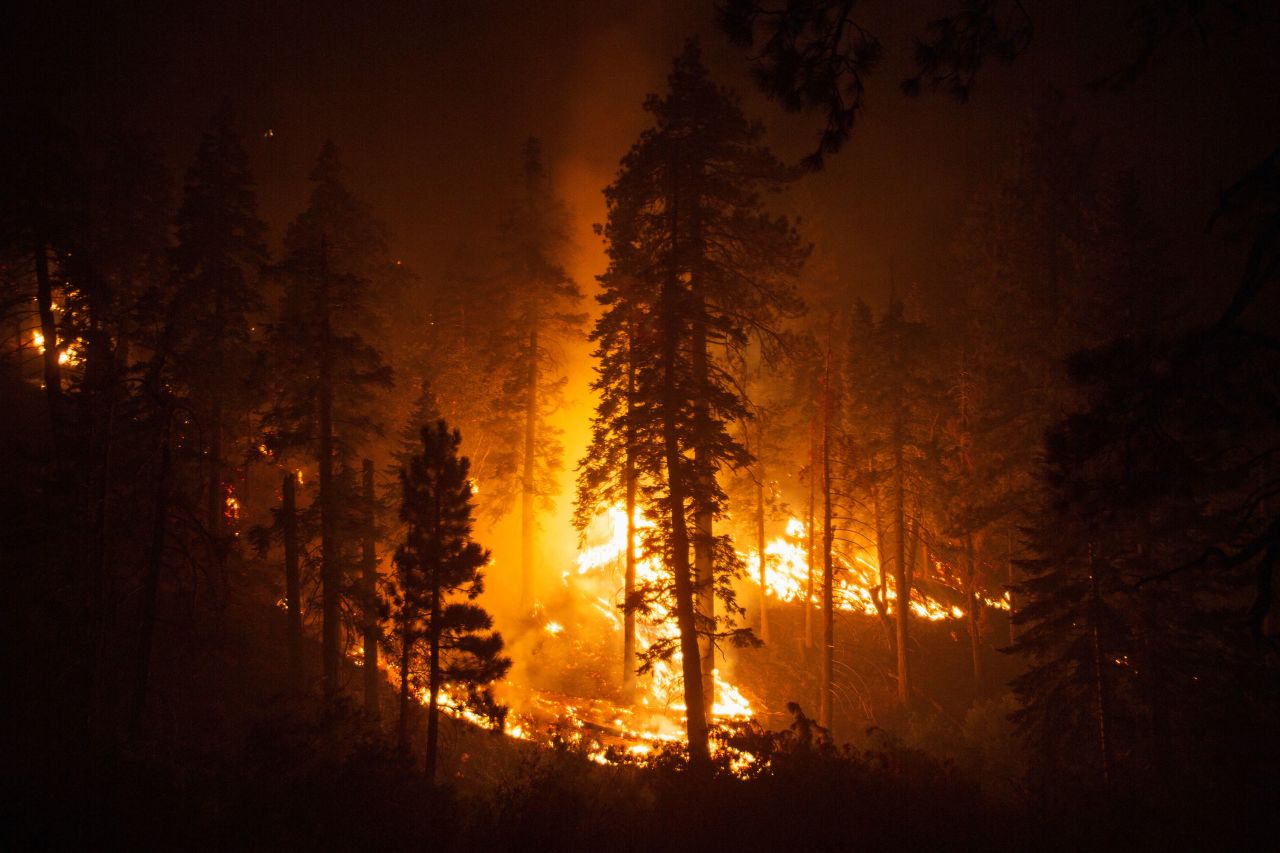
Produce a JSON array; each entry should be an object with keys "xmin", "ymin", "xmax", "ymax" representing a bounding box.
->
[{"xmin": 3, "ymin": 1, "xmax": 1278, "ymax": 850}]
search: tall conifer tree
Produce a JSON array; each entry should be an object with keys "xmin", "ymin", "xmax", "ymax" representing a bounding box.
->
[
  {"xmin": 583, "ymin": 39, "xmax": 806, "ymax": 762},
  {"xmin": 262, "ymin": 142, "xmax": 392, "ymax": 698},
  {"xmin": 393, "ymin": 420, "xmax": 509, "ymax": 780}
]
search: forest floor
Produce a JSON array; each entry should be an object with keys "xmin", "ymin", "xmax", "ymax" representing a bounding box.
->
[{"xmin": 3, "ymin": 553, "xmax": 1271, "ymax": 851}]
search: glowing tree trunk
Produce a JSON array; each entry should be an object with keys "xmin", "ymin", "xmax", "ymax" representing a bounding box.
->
[
  {"xmin": 361, "ymin": 459, "xmax": 380, "ymax": 719},
  {"xmin": 755, "ymin": 421, "xmax": 770, "ymax": 645},
  {"xmin": 520, "ymin": 318, "xmax": 538, "ymax": 611},
  {"xmin": 692, "ymin": 308, "xmax": 715, "ymax": 718},
  {"xmin": 282, "ymin": 472, "xmax": 303, "ymax": 690},
  {"xmin": 869, "ymin": 466, "xmax": 895, "ymax": 650},
  {"xmin": 804, "ymin": 415, "xmax": 816, "ymax": 649},
  {"xmin": 623, "ymin": 337, "xmax": 638, "ymax": 696},
  {"xmin": 892, "ymin": 409, "xmax": 912, "ymax": 707},
  {"xmin": 318, "ymin": 239, "xmax": 341, "ymax": 698},
  {"xmin": 819, "ymin": 343, "xmax": 834, "ymax": 730},
  {"xmin": 964, "ymin": 533, "xmax": 984, "ymax": 696},
  {"xmin": 957, "ymin": 352, "xmax": 983, "ymax": 695}
]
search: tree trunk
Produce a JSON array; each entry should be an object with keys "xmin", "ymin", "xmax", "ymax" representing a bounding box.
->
[
  {"xmin": 964, "ymin": 533, "xmax": 984, "ymax": 697},
  {"xmin": 129, "ymin": 403, "xmax": 173, "ymax": 741},
  {"xmin": 520, "ymin": 318, "xmax": 538, "ymax": 611},
  {"xmin": 361, "ymin": 459, "xmax": 380, "ymax": 719},
  {"xmin": 86, "ymin": 342, "xmax": 118, "ymax": 735},
  {"xmin": 318, "ymin": 239, "xmax": 341, "ymax": 699},
  {"xmin": 1088, "ymin": 544, "xmax": 1113, "ymax": 787},
  {"xmin": 207, "ymin": 399, "xmax": 223, "ymax": 542},
  {"xmin": 282, "ymin": 473, "xmax": 303, "ymax": 690},
  {"xmin": 659, "ymin": 279, "xmax": 710, "ymax": 767},
  {"xmin": 425, "ymin": 576, "xmax": 442, "ymax": 781},
  {"xmin": 892, "ymin": 410, "xmax": 912, "ymax": 707},
  {"xmin": 397, "ymin": 618, "xmax": 413, "ymax": 753},
  {"xmin": 691, "ymin": 308, "xmax": 715, "ymax": 718},
  {"xmin": 819, "ymin": 342, "xmax": 834, "ymax": 730},
  {"xmin": 206, "ymin": 284, "xmax": 227, "ymax": 588},
  {"xmin": 1007, "ymin": 526, "xmax": 1017, "ymax": 646},
  {"xmin": 804, "ymin": 413, "xmax": 816, "ymax": 650},
  {"xmin": 756, "ymin": 476, "xmax": 770, "ymax": 645},
  {"xmin": 623, "ymin": 336, "xmax": 637, "ymax": 697},
  {"xmin": 870, "ymin": 468, "xmax": 895, "ymax": 651}
]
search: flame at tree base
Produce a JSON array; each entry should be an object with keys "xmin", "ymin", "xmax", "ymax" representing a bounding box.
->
[{"xmin": 410, "ymin": 501, "xmax": 1004, "ymax": 774}]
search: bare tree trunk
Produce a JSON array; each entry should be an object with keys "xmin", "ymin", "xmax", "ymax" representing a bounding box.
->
[
  {"xmin": 86, "ymin": 330, "xmax": 120, "ymax": 734},
  {"xmin": 691, "ymin": 309, "xmax": 715, "ymax": 718},
  {"xmin": 207, "ymin": 400, "xmax": 223, "ymax": 541},
  {"xmin": 1007, "ymin": 526, "xmax": 1017, "ymax": 646},
  {"xmin": 893, "ymin": 410, "xmax": 912, "ymax": 707},
  {"xmin": 206, "ymin": 285, "xmax": 227, "ymax": 595},
  {"xmin": 964, "ymin": 533, "xmax": 985, "ymax": 697},
  {"xmin": 361, "ymin": 459, "xmax": 380, "ymax": 719},
  {"xmin": 1088, "ymin": 543, "xmax": 1112, "ymax": 787},
  {"xmin": 756, "ymin": 457, "xmax": 770, "ymax": 645},
  {"xmin": 397, "ymin": 618, "xmax": 413, "ymax": 753},
  {"xmin": 425, "ymin": 576, "xmax": 442, "ymax": 781},
  {"xmin": 804, "ymin": 415, "xmax": 816, "ymax": 650},
  {"xmin": 520, "ymin": 318, "xmax": 538, "ymax": 611},
  {"xmin": 752, "ymin": 409, "xmax": 762, "ymax": 637},
  {"xmin": 282, "ymin": 473, "xmax": 303, "ymax": 690},
  {"xmin": 623, "ymin": 339, "xmax": 637, "ymax": 697},
  {"xmin": 130, "ymin": 403, "xmax": 173, "ymax": 741},
  {"xmin": 819, "ymin": 341, "xmax": 834, "ymax": 730},
  {"xmin": 318, "ymin": 238, "xmax": 341, "ymax": 699},
  {"xmin": 870, "ymin": 468, "xmax": 895, "ymax": 651},
  {"xmin": 659, "ymin": 280, "xmax": 710, "ymax": 766}
]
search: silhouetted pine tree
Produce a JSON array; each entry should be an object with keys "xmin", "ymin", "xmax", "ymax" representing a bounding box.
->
[
  {"xmin": 391, "ymin": 420, "xmax": 509, "ymax": 780},
  {"xmin": 169, "ymin": 104, "xmax": 269, "ymax": 548},
  {"xmin": 262, "ymin": 141, "xmax": 393, "ymax": 698},
  {"xmin": 1013, "ymin": 326, "xmax": 1280, "ymax": 795}
]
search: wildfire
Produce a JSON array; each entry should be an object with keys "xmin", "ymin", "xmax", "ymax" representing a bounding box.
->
[
  {"xmin": 572, "ymin": 502, "xmax": 754, "ymax": 723},
  {"xmin": 739, "ymin": 518, "xmax": 986, "ymax": 622},
  {"xmin": 415, "ymin": 502, "xmax": 995, "ymax": 774},
  {"xmin": 31, "ymin": 329, "xmax": 81, "ymax": 366}
]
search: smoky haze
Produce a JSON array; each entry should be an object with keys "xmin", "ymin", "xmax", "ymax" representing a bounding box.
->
[{"xmin": 12, "ymin": 0, "xmax": 1274, "ymax": 629}]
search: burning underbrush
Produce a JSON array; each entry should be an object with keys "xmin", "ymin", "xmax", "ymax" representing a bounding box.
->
[{"xmin": 419, "ymin": 503, "xmax": 1011, "ymax": 773}]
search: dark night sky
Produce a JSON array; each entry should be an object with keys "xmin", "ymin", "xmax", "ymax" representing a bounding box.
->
[{"xmin": 9, "ymin": 0, "xmax": 1279, "ymax": 311}]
